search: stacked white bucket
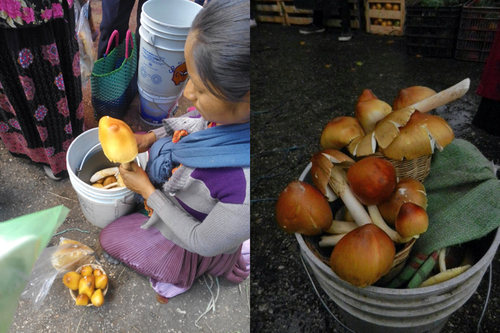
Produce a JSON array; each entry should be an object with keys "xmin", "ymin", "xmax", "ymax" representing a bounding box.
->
[{"xmin": 138, "ymin": 0, "xmax": 202, "ymax": 125}]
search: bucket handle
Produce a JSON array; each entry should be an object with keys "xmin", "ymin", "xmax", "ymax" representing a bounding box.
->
[{"xmin": 104, "ymin": 30, "xmax": 120, "ymax": 56}]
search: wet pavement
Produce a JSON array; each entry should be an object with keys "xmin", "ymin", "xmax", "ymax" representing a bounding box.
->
[
  {"xmin": 250, "ymin": 23, "xmax": 500, "ymax": 332},
  {"xmin": 1, "ymin": 1, "xmax": 249, "ymax": 332}
]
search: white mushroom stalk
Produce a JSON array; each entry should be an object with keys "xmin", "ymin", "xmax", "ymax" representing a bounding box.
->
[
  {"xmin": 326, "ymin": 156, "xmax": 373, "ymax": 227},
  {"xmin": 320, "ymin": 221, "xmax": 359, "ymax": 247},
  {"xmin": 438, "ymin": 248, "xmax": 447, "ymax": 273},
  {"xmin": 325, "ymin": 220, "xmax": 358, "ymax": 234},
  {"xmin": 367, "ymin": 205, "xmax": 414, "ymax": 243},
  {"xmin": 319, "ymin": 233, "xmax": 346, "ymax": 247}
]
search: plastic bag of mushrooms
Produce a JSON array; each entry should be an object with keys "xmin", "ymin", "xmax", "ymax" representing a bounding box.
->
[{"xmin": 275, "ymin": 79, "xmax": 500, "ymax": 289}]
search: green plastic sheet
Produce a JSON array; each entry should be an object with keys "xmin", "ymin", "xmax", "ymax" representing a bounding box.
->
[{"xmin": 0, "ymin": 205, "xmax": 69, "ymax": 333}]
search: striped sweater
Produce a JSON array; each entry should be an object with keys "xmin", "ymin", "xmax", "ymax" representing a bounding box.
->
[{"xmin": 140, "ymin": 112, "xmax": 250, "ymax": 257}]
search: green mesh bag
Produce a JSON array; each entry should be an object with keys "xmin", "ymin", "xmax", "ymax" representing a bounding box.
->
[{"xmin": 91, "ymin": 30, "xmax": 138, "ymax": 120}]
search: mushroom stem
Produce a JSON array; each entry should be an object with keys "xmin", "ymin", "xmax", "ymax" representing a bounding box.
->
[
  {"xmin": 319, "ymin": 233, "xmax": 346, "ymax": 247},
  {"xmin": 367, "ymin": 205, "xmax": 413, "ymax": 243},
  {"xmin": 325, "ymin": 220, "xmax": 358, "ymax": 234},
  {"xmin": 419, "ymin": 265, "xmax": 471, "ymax": 288},
  {"xmin": 121, "ymin": 162, "xmax": 132, "ymax": 171},
  {"xmin": 439, "ymin": 248, "xmax": 447, "ymax": 273},
  {"xmin": 103, "ymin": 182, "xmax": 119, "ymax": 189},
  {"xmin": 410, "ymin": 78, "xmax": 470, "ymax": 114},
  {"xmin": 328, "ymin": 164, "xmax": 372, "ymax": 227}
]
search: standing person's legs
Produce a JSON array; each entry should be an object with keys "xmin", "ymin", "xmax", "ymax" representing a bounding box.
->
[
  {"xmin": 299, "ymin": 10, "xmax": 325, "ymax": 34},
  {"xmin": 134, "ymin": 0, "xmax": 148, "ymax": 58},
  {"xmin": 98, "ymin": 0, "xmax": 136, "ymax": 58},
  {"xmin": 338, "ymin": 0, "xmax": 353, "ymax": 41}
]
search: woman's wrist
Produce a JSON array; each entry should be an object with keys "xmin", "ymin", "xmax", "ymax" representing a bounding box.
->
[
  {"xmin": 142, "ymin": 185, "xmax": 156, "ymax": 201},
  {"xmin": 147, "ymin": 131, "xmax": 157, "ymax": 146}
]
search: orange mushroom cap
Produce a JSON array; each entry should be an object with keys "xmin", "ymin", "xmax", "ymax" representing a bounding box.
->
[
  {"xmin": 380, "ymin": 110, "xmax": 454, "ymax": 161},
  {"xmin": 320, "ymin": 116, "xmax": 365, "ymax": 150},
  {"xmin": 392, "ymin": 86, "xmax": 437, "ymax": 110},
  {"xmin": 355, "ymin": 99, "xmax": 393, "ymax": 133},
  {"xmin": 98, "ymin": 116, "xmax": 138, "ymax": 163}
]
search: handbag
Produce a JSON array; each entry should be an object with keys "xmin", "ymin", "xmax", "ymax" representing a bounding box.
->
[{"xmin": 91, "ymin": 30, "xmax": 138, "ymax": 120}]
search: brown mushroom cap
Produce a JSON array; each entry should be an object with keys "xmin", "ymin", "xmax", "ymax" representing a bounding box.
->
[
  {"xmin": 311, "ymin": 149, "xmax": 355, "ymax": 201},
  {"xmin": 99, "ymin": 116, "xmax": 138, "ymax": 163},
  {"xmin": 373, "ymin": 107, "xmax": 416, "ymax": 149},
  {"xmin": 393, "ymin": 86, "xmax": 437, "ymax": 110},
  {"xmin": 346, "ymin": 156, "xmax": 397, "ymax": 206},
  {"xmin": 355, "ymin": 99, "xmax": 393, "ymax": 133},
  {"xmin": 357, "ymin": 89, "xmax": 378, "ymax": 103},
  {"xmin": 378, "ymin": 178, "xmax": 428, "ymax": 226},
  {"xmin": 347, "ymin": 131, "xmax": 377, "ymax": 157},
  {"xmin": 395, "ymin": 202, "xmax": 429, "ymax": 238},
  {"xmin": 275, "ymin": 180, "xmax": 333, "ymax": 236},
  {"xmin": 320, "ymin": 116, "xmax": 365, "ymax": 150},
  {"xmin": 380, "ymin": 110, "xmax": 455, "ymax": 161},
  {"xmin": 329, "ymin": 223, "xmax": 396, "ymax": 287}
]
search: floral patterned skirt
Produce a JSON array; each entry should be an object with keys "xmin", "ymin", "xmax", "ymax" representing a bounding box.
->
[{"xmin": 0, "ymin": 3, "xmax": 84, "ymax": 177}]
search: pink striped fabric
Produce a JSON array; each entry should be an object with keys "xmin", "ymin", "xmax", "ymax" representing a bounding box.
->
[{"xmin": 99, "ymin": 212, "xmax": 249, "ymax": 296}]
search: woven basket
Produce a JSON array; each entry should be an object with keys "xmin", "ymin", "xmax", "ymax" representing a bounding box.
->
[
  {"xmin": 369, "ymin": 153, "xmax": 432, "ymax": 183},
  {"xmin": 304, "ymin": 201, "xmax": 416, "ymax": 287},
  {"xmin": 69, "ymin": 264, "xmax": 108, "ymax": 307}
]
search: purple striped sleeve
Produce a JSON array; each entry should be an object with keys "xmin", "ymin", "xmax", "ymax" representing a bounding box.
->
[{"xmin": 190, "ymin": 167, "xmax": 246, "ymax": 204}]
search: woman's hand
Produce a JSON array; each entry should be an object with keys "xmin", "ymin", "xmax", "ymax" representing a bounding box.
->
[
  {"xmin": 134, "ymin": 132, "xmax": 156, "ymax": 153},
  {"xmin": 119, "ymin": 162, "xmax": 156, "ymax": 200}
]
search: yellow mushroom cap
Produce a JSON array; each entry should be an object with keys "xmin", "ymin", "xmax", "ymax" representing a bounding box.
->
[
  {"xmin": 380, "ymin": 110, "xmax": 454, "ymax": 161},
  {"xmin": 320, "ymin": 116, "xmax": 365, "ymax": 150},
  {"xmin": 355, "ymin": 99, "xmax": 393, "ymax": 133},
  {"xmin": 98, "ymin": 116, "xmax": 138, "ymax": 163},
  {"xmin": 392, "ymin": 86, "xmax": 437, "ymax": 111}
]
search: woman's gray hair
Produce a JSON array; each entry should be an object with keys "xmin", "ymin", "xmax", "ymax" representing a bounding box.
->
[{"xmin": 189, "ymin": 0, "xmax": 250, "ymax": 103}]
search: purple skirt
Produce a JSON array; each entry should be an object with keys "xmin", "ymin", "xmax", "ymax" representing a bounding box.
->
[{"xmin": 100, "ymin": 212, "xmax": 250, "ymax": 297}]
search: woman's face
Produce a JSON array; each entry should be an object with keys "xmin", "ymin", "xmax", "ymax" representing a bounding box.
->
[{"xmin": 183, "ymin": 33, "xmax": 250, "ymax": 125}]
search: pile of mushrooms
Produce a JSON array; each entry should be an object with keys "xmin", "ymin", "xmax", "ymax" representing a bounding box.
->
[
  {"xmin": 309, "ymin": 150, "xmax": 429, "ymax": 287},
  {"xmin": 320, "ymin": 79, "xmax": 470, "ymax": 161},
  {"xmin": 274, "ymin": 79, "xmax": 472, "ymax": 288}
]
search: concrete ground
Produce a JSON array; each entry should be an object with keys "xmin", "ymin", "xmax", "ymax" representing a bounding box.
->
[
  {"xmin": 1, "ymin": 1, "xmax": 249, "ymax": 332},
  {"xmin": 250, "ymin": 23, "xmax": 500, "ymax": 332}
]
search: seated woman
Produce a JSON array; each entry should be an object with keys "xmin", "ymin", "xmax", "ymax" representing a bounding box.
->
[{"xmin": 99, "ymin": 0, "xmax": 250, "ymax": 300}]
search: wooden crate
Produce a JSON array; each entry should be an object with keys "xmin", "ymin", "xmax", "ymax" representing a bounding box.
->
[
  {"xmin": 255, "ymin": 0, "xmax": 313, "ymax": 26},
  {"xmin": 365, "ymin": 0, "xmax": 405, "ymax": 35},
  {"xmin": 255, "ymin": 0, "xmax": 361, "ymax": 28}
]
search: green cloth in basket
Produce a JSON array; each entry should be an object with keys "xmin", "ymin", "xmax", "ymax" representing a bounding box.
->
[
  {"xmin": 387, "ymin": 139, "xmax": 500, "ymax": 288},
  {"xmin": 415, "ymin": 138, "xmax": 500, "ymax": 255}
]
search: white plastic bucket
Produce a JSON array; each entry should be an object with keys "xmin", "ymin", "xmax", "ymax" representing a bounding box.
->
[
  {"xmin": 141, "ymin": 0, "xmax": 202, "ymax": 36},
  {"xmin": 297, "ymin": 162, "xmax": 500, "ymax": 333},
  {"xmin": 66, "ymin": 128, "xmax": 148, "ymax": 228},
  {"xmin": 140, "ymin": 17, "xmax": 188, "ymax": 41},
  {"xmin": 139, "ymin": 25, "xmax": 186, "ymax": 52},
  {"xmin": 137, "ymin": 0, "xmax": 201, "ymax": 97},
  {"xmin": 138, "ymin": 84, "xmax": 180, "ymax": 125},
  {"xmin": 138, "ymin": 29, "xmax": 188, "ymax": 97}
]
